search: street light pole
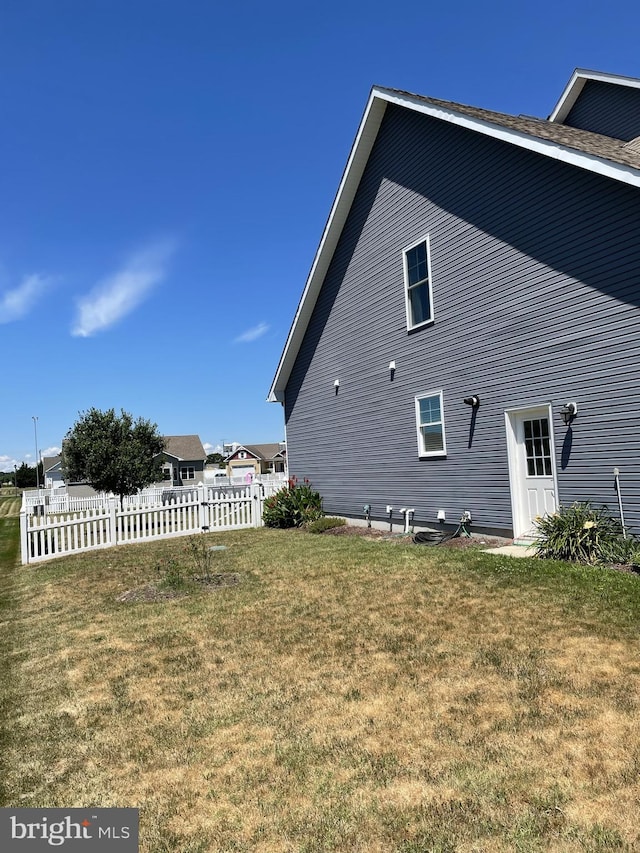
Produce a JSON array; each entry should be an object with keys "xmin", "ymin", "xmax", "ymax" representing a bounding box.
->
[{"xmin": 32, "ymin": 416, "xmax": 40, "ymax": 491}]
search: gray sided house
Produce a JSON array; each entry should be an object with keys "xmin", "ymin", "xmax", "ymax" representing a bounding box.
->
[
  {"xmin": 43, "ymin": 456, "xmax": 64, "ymax": 489},
  {"xmin": 157, "ymin": 435, "xmax": 207, "ymax": 487},
  {"xmin": 269, "ymin": 69, "xmax": 640, "ymax": 539}
]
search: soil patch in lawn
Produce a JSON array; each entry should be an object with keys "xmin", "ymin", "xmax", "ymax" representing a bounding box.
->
[
  {"xmin": 321, "ymin": 523, "xmax": 510, "ymax": 549},
  {"xmin": 116, "ymin": 573, "xmax": 241, "ymax": 603}
]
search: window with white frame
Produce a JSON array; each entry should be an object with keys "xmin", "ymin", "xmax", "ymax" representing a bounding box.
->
[
  {"xmin": 403, "ymin": 237, "xmax": 433, "ymax": 330},
  {"xmin": 180, "ymin": 466, "xmax": 195, "ymax": 480},
  {"xmin": 415, "ymin": 391, "xmax": 446, "ymax": 457}
]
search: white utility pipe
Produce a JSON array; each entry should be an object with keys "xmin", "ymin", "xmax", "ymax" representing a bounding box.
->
[{"xmin": 614, "ymin": 467, "xmax": 626, "ymax": 538}]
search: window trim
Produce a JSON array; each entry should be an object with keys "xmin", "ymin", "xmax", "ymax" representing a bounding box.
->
[
  {"xmin": 180, "ymin": 466, "xmax": 195, "ymax": 480},
  {"xmin": 403, "ymin": 235, "xmax": 434, "ymax": 331},
  {"xmin": 415, "ymin": 389, "xmax": 447, "ymax": 458}
]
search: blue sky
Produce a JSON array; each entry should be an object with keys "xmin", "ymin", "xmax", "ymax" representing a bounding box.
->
[{"xmin": 1, "ymin": 0, "xmax": 638, "ymax": 469}]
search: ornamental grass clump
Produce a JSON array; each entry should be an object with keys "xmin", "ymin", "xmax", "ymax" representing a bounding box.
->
[
  {"xmin": 262, "ymin": 477, "xmax": 323, "ymax": 528},
  {"xmin": 305, "ymin": 516, "xmax": 346, "ymax": 534},
  {"xmin": 535, "ymin": 502, "xmax": 632, "ymax": 564}
]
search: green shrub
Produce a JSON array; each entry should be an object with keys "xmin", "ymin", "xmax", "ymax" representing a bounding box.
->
[
  {"xmin": 263, "ymin": 478, "xmax": 323, "ymax": 528},
  {"xmin": 535, "ymin": 502, "xmax": 632, "ymax": 564},
  {"xmin": 306, "ymin": 516, "xmax": 346, "ymax": 534}
]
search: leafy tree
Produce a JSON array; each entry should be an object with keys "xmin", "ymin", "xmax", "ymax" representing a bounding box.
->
[
  {"xmin": 62, "ymin": 408, "xmax": 165, "ymax": 506},
  {"xmin": 206, "ymin": 452, "xmax": 225, "ymax": 467},
  {"xmin": 15, "ymin": 462, "xmax": 37, "ymax": 488}
]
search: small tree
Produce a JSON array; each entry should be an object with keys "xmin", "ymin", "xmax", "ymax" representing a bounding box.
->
[
  {"xmin": 62, "ymin": 408, "xmax": 165, "ymax": 506},
  {"xmin": 15, "ymin": 462, "xmax": 37, "ymax": 489},
  {"xmin": 206, "ymin": 452, "xmax": 225, "ymax": 467}
]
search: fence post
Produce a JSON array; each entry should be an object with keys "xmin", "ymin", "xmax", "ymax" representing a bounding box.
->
[
  {"xmin": 252, "ymin": 483, "xmax": 264, "ymax": 528},
  {"xmin": 198, "ymin": 483, "xmax": 209, "ymax": 532},
  {"xmin": 20, "ymin": 507, "xmax": 29, "ymax": 565},
  {"xmin": 107, "ymin": 498, "xmax": 118, "ymax": 546}
]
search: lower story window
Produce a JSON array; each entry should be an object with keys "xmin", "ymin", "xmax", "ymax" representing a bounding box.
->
[
  {"xmin": 180, "ymin": 466, "xmax": 195, "ymax": 480},
  {"xmin": 415, "ymin": 390, "xmax": 446, "ymax": 457}
]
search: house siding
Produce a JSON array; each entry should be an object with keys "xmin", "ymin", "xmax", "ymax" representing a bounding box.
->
[
  {"xmin": 284, "ymin": 104, "xmax": 640, "ymax": 535},
  {"xmin": 564, "ymin": 79, "xmax": 640, "ymax": 141}
]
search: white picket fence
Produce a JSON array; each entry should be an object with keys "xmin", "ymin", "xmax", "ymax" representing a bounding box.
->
[{"xmin": 20, "ymin": 482, "xmax": 282, "ymax": 565}]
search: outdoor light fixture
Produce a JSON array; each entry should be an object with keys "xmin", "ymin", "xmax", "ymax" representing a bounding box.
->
[
  {"xmin": 334, "ymin": 378, "xmax": 340, "ymax": 388},
  {"xmin": 560, "ymin": 401, "xmax": 578, "ymax": 426},
  {"xmin": 463, "ymin": 395, "xmax": 480, "ymax": 408}
]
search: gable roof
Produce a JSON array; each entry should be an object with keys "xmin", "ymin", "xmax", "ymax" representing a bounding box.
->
[
  {"xmin": 43, "ymin": 455, "xmax": 61, "ymax": 472},
  {"xmin": 268, "ymin": 72, "xmax": 640, "ymax": 403},
  {"xmin": 228, "ymin": 443, "xmax": 285, "ymax": 461},
  {"xmin": 549, "ymin": 68, "xmax": 640, "ymax": 124},
  {"xmin": 162, "ymin": 435, "xmax": 206, "ymax": 461},
  {"xmin": 244, "ymin": 443, "xmax": 286, "ymax": 460}
]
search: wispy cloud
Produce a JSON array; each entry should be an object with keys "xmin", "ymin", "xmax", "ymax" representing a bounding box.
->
[
  {"xmin": 0, "ymin": 274, "xmax": 50, "ymax": 324},
  {"xmin": 234, "ymin": 322, "xmax": 270, "ymax": 344},
  {"xmin": 71, "ymin": 240, "xmax": 176, "ymax": 337}
]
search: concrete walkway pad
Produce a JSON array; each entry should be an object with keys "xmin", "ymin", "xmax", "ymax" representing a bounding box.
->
[{"xmin": 482, "ymin": 543, "xmax": 537, "ymax": 558}]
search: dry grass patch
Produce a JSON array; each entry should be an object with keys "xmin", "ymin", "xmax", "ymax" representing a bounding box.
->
[{"xmin": 2, "ymin": 528, "xmax": 640, "ymax": 851}]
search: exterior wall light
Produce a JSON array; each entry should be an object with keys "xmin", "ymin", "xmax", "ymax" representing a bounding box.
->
[
  {"xmin": 463, "ymin": 395, "xmax": 480, "ymax": 407},
  {"xmin": 334, "ymin": 378, "xmax": 340, "ymax": 394},
  {"xmin": 561, "ymin": 401, "xmax": 578, "ymax": 425}
]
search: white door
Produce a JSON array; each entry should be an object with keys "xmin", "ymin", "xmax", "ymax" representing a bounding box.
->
[{"xmin": 506, "ymin": 406, "xmax": 558, "ymax": 538}]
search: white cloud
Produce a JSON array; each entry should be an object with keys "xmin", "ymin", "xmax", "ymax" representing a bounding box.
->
[
  {"xmin": 0, "ymin": 455, "xmax": 19, "ymax": 471},
  {"xmin": 203, "ymin": 442, "xmax": 225, "ymax": 454},
  {"xmin": 234, "ymin": 322, "xmax": 269, "ymax": 343},
  {"xmin": 71, "ymin": 240, "xmax": 176, "ymax": 337},
  {"xmin": 41, "ymin": 446, "xmax": 62, "ymax": 458},
  {"xmin": 0, "ymin": 274, "xmax": 50, "ymax": 324}
]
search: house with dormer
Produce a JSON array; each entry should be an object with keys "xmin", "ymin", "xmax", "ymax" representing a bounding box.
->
[{"xmin": 270, "ymin": 69, "xmax": 640, "ymax": 538}]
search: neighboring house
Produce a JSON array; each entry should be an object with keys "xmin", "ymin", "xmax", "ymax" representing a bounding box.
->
[
  {"xmin": 225, "ymin": 443, "xmax": 287, "ymax": 481},
  {"xmin": 44, "ymin": 434, "xmax": 208, "ymax": 494},
  {"xmin": 269, "ymin": 68, "xmax": 640, "ymax": 538},
  {"xmin": 157, "ymin": 435, "xmax": 207, "ymax": 487},
  {"xmin": 42, "ymin": 456, "xmax": 64, "ymax": 489}
]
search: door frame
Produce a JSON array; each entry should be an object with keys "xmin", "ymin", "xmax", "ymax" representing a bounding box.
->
[{"xmin": 504, "ymin": 403, "xmax": 559, "ymax": 538}]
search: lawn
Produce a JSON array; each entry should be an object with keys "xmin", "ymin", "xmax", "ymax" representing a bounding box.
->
[{"xmin": 2, "ymin": 524, "xmax": 640, "ymax": 852}]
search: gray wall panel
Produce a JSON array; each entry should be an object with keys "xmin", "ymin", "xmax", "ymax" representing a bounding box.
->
[
  {"xmin": 284, "ymin": 104, "xmax": 640, "ymax": 535},
  {"xmin": 564, "ymin": 79, "xmax": 640, "ymax": 140}
]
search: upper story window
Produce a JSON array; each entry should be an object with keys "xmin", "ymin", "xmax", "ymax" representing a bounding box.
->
[
  {"xmin": 415, "ymin": 390, "xmax": 446, "ymax": 457},
  {"xmin": 403, "ymin": 236, "xmax": 433, "ymax": 330},
  {"xmin": 238, "ymin": 451, "xmax": 247, "ymax": 459}
]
